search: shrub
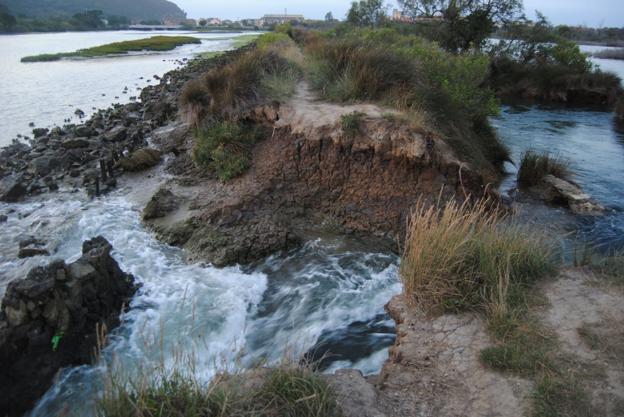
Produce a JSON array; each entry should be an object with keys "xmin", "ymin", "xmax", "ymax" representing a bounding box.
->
[
  {"xmin": 98, "ymin": 365, "xmax": 341, "ymax": 417},
  {"xmin": 400, "ymin": 198, "xmax": 553, "ymax": 314},
  {"xmin": 340, "ymin": 111, "xmax": 365, "ymax": 137},
  {"xmin": 180, "ymin": 45, "xmax": 302, "ymax": 122},
  {"xmin": 517, "ymin": 151, "xmax": 571, "ymax": 188},
  {"xmin": 193, "ymin": 121, "xmax": 262, "ymax": 181},
  {"xmin": 592, "ymin": 48, "xmax": 624, "ymax": 60}
]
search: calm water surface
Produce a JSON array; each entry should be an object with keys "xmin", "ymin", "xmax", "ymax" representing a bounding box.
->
[{"xmin": 0, "ymin": 30, "xmax": 256, "ymax": 146}]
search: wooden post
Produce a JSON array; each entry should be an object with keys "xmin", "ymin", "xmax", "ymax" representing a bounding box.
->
[
  {"xmin": 99, "ymin": 160, "xmax": 108, "ymax": 181},
  {"xmin": 95, "ymin": 177, "xmax": 100, "ymax": 197}
]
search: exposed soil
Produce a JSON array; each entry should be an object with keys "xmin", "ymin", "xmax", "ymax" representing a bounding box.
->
[
  {"xmin": 539, "ymin": 269, "xmax": 624, "ymax": 416},
  {"xmin": 146, "ymin": 83, "xmax": 489, "ymax": 266}
]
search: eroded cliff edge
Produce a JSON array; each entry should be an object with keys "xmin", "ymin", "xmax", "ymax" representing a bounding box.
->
[{"xmin": 145, "ymin": 84, "xmax": 492, "ymax": 266}]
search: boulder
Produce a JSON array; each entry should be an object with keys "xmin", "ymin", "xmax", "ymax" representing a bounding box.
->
[
  {"xmin": 0, "ymin": 237, "xmax": 136, "ymax": 417},
  {"xmin": 61, "ymin": 137, "xmax": 92, "ymax": 149},
  {"xmin": 0, "ymin": 215, "xmax": 7, "ymax": 223},
  {"xmin": 143, "ymin": 187, "xmax": 179, "ymax": 220},
  {"xmin": 0, "ymin": 175, "xmax": 27, "ymax": 202},
  {"xmin": 118, "ymin": 148, "xmax": 161, "ymax": 172},
  {"xmin": 30, "ymin": 155, "xmax": 60, "ymax": 177},
  {"xmin": 103, "ymin": 125, "xmax": 127, "ymax": 142},
  {"xmin": 73, "ymin": 125, "xmax": 95, "ymax": 137},
  {"xmin": 529, "ymin": 175, "xmax": 605, "ymax": 215},
  {"xmin": 32, "ymin": 128, "xmax": 48, "ymax": 138}
]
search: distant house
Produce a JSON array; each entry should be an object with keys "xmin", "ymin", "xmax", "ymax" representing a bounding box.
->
[
  {"xmin": 260, "ymin": 14, "xmax": 304, "ymax": 26},
  {"xmin": 207, "ymin": 17, "xmax": 222, "ymax": 25},
  {"xmin": 392, "ymin": 9, "xmax": 413, "ymax": 23},
  {"xmin": 392, "ymin": 9, "xmax": 444, "ymax": 24},
  {"xmin": 184, "ymin": 18, "xmax": 198, "ymax": 26}
]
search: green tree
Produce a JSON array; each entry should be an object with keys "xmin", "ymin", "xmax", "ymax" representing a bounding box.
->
[
  {"xmin": 398, "ymin": 0, "xmax": 523, "ymax": 52},
  {"xmin": 347, "ymin": 0, "xmax": 387, "ymax": 27},
  {"xmin": 325, "ymin": 11, "xmax": 334, "ymax": 21},
  {"xmin": 71, "ymin": 10, "xmax": 106, "ymax": 30},
  {"xmin": 198, "ymin": 18, "xmax": 207, "ymax": 27},
  {"xmin": 0, "ymin": 5, "xmax": 17, "ymax": 31}
]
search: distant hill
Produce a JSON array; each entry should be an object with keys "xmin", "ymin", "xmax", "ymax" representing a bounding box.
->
[{"xmin": 0, "ymin": 0, "xmax": 186, "ymax": 22}]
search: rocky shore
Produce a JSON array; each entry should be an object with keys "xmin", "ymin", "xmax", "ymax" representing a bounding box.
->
[{"xmin": 0, "ymin": 237, "xmax": 136, "ymax": 417}]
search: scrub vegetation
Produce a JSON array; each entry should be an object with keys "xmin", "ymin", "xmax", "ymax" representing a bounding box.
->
[{"xmin": 21, "ymin": 36, "xmax": 201, "ymax": 62}]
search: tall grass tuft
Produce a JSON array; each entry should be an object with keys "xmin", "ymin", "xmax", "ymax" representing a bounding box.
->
[
  {"xmin": 97, "ymin": 364, "xmax": 341, "ymax": 417},
  {"xmin": 517, "ymin": 151, "xmax": 571, "ymax": 187},
  {"xmin": 179, "ymin": 33, "xmax": 302, "ymax": 124},
  {"xmin": 400, "ymin": 198, "xmax": 553, "ymax": 315}
]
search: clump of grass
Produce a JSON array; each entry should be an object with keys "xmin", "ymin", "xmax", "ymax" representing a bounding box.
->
[
  {"xmin": 180, "ymin": 34, "xmax": 302, "ymax": 124},
  {"xmin": 532, "ymin": 375, "xmax": 594, "ymax": 417},
  {"xmin": 340, "ymin": 111, "xmax": 365, "ymax": 137},
  {"xmin": 193, "ymin": 121, "xmax": 262, "ymax": 181},
  {"xmin": 97, "ymin": 365, "xmax": 341, "ymax": 417},
  {"xmin": 21, "ymin": 36, "xmax": 201, "ymax": 62},
  {"xmin": 517, "ymin": 151, "xmax": 571, "ymax": 187},
  {"xmin": 400, "ymin": 198, "xmax": 554, "ymax": 315}
]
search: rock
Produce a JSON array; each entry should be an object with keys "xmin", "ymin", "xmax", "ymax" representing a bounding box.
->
[
  {"xmin": 18, "ymin": 237, "xmax": 49, "ymax": 258},
  {"xmin": 0, "ymin": 175, "xmax": 27, "ymax": 202},
  {"xmin": 326, "ymin": 369, "xmax": 388, "ymax": 417},
  {"xmin": 61, "ymin": 137, "xmax": 91, "ymax": 149},
  {"xmin": 17, "ymin": 248, "xmax": 50, "ymax": 258},
  {"xmin": 529, "ymin": 175, "xmax": 605, "ymax": 215},
  {"xmin": 0, "ymin": 237, "xmax": 136, "ymax": 417},
  {"xmin": 143, "ymin": 187, "xmax": 179, "ymax": 220},
  {"xmin": 30, "ymin": 155, "xmax": 60, "ymax": 177},
  {"xmin": 0, "ymin": 215, "xmax": 7, "ymax": 223},
  {"xmin": 73, "ymin": 125, "xmax": 94, "ymax": 137},
  {"xmin": 32, "ymin": 128, "xmax": 48, "ymax": 138},
  {"xmin": 118, "ymin": 148, "xmax": 161, "ymax": 172},
  {"xmin": 103, "ymin": 125, "xmax": 127, "ymax": 142}
]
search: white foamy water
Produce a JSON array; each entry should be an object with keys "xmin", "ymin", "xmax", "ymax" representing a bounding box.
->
[{"xmin": 0, "ymin": 186, "xmax": 400, "ymax": 416}]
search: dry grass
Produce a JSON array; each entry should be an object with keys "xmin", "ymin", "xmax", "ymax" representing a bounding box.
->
[
  {"xmin": 517, "ymin": 151, "xmax": 571, "ymax": 188},
  {"xmin": 400, "ymin": 197, "xmax": 553, "ymax": 315},
  {"xmin": 97, "ymin": 363, "xmax": 341, "ymax": 417},
  {"xmin": 179, "ymin": 35, "xmax": 302, "ymax": 125}
]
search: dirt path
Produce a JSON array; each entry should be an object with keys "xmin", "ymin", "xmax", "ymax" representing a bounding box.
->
[{"xmin": 539, "ymin": 269, "xmax": 624, "ymax": 416}]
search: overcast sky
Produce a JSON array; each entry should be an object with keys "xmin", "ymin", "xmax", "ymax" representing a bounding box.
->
[{"xmin": 175, "ymin": 0, "xmax": 624, "ymax": 27}]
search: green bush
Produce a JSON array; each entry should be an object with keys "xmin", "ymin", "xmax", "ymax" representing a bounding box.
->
[{"xmin": 193, "ymin": 121, "xmax": 262, "ymax": 181}]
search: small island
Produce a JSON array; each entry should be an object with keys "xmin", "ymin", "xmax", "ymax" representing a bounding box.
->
[{"xmin": 21, "ymin": 35, "xmax": 201, "ymax": 62}]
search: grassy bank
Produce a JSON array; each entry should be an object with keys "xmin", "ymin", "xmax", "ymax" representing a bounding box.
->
[
  {"xmin": 398, "ymin": 197, "xmax": 617, "ymax": 416},
  {"xmin": 21, "ymin": 36, "xmax": 201, "ymax": 62},
  {"xmin": 299, "ymin": 27, "xmax": 509, "ymax": 178}
]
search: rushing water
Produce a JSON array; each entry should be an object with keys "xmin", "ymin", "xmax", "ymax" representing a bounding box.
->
[
  {"xmin": 0, "ymin": 30, "xmax": 257, "ymax": 146},
  {"xmin": 0, "ymin": 186, "xmax": 400, "ymax": 416}
]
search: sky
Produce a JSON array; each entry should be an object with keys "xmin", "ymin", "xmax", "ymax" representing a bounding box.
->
[{"xmin": 174, "ymin": 0, "xmax": 624, "ymax": 27}]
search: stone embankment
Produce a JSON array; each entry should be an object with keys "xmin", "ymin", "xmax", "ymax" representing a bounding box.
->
[{"xmin": 0, "ymin": 237, "xmax": 136, "ymax": 417}]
